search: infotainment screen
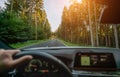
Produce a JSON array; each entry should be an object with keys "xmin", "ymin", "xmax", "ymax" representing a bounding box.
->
[
  {"xmin": 81, "ymin": 56, "xmax": 90, "ymax": 66},
  {"xmin": 74, "ymin": 52, "xmax": 116, "ymax": 70}
]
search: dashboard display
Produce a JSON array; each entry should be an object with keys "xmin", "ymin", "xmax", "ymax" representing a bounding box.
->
[
  {"xmin": 25, "ymin": 59, "xmax": 42, "ymax": 72},
  {"xmin": 24, "ymin": 59, "xmax": 58, "ymax": 73},
  {"xmin": 16, "ymin": 58, "xmax": 59, "ymax": 77},
  {"xmin": 74, "ymin": 52, "xmax": 116, "ymax": 70}
]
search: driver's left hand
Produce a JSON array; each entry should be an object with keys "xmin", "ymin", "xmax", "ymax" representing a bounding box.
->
[{"xmin": 0, "ymin": 49, "xmax": 33, "ymax": 73}]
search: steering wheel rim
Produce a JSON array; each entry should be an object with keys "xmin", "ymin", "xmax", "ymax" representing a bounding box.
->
[{"xmin": 14, "ymin": 51, "xmax": 73, "ymax": 77}]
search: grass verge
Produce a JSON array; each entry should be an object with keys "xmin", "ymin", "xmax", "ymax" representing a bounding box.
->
[
  {"xmin": 60, "ymin": 40, "xmax": 80, "ymax": 46},
  {"xmin": 10, "ymin": 40, "xmax": 48, "ymax": 49},
  {"xmin": 60, "ymin": 39, "xmax": 111, "ymax": 48}
]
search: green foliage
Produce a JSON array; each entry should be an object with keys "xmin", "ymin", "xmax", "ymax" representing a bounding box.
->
[
  {"xmin": 10, "ymin": 40, "xmax": 47, "ymax": 48},
  {"xmin": 0, "ymin": 12, "xmax": 30, "ymax": 43},
  {"xmin": 0, "ymin": 0, "xmax": 51, "ymax": 44},
  {"xmin": 56, "ymin": 0, "xmax": 120, "ymax": 48}
]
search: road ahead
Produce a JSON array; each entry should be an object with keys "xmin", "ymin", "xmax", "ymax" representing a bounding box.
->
[{"xmin": 22, "ymin": 39, "xmax": 66, "ymax": 49}]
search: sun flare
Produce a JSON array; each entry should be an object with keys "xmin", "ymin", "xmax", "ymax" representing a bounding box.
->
[
  {"xmin": 77, "ymin": 0, "xmax": 82, "ymax": 3},
  {"xmin": 70, "ymin": 0, "xmax": 82, "ymax": 3}
]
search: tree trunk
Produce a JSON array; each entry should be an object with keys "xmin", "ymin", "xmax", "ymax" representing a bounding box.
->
[
  {"xmin": 113, "ymin": 25, "xmax": 119, "ymax": 48},
  {"xmin": 35, "ymin": 11, "xmax": 38, "ymax": 40},
  {"xmin": 93, "ymin": 1, "xmax": 99, "ymax": 47},
  {"xmin": 88, "ymin": 0, "xmax": 94, "ymax": 46}
]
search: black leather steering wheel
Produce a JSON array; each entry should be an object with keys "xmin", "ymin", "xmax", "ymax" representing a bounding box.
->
[{"xmin": 14, "ymin": 51, "xmax": 73, "ymax": 77}]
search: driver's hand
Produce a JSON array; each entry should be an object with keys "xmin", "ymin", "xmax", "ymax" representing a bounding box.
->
[{"xmin": 0, "ymin": 49, "xmax": 33, "ymax": 73}]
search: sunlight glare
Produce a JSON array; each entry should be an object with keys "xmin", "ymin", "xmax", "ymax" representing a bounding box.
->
[
  {"xmin": 70, "ymin": 0, "xmax": 82, "ymax": 3},
  {"xmin": 77, "ymin": 0, "xmax": 82, "ymax": 3}
]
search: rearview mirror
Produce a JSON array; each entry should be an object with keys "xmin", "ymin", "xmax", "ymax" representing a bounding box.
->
[{"xmin": 94, "ymin": 0, "xmax": 120, "ymax": 24}]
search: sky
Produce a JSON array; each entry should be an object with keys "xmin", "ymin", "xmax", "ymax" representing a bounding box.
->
[
  {"xmin": 0, "ymin": 0, "xmax": 6, "ymax": 8},
  {"xmin": 44, "ymin": 0, "xmax": 71, "ymax": 32},
  {"xmin": 0, "ymin": 0, "xmax": 71, "ymax": 32}
]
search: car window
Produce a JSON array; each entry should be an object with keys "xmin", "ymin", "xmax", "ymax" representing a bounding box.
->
[{"xmin": 0, "ymin": 0, "xmax": 120, "ymax": 48}]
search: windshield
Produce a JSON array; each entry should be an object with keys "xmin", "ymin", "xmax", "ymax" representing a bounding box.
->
[{"xmin": 0, "ymin": 0, "xmax": 120, "ymax": 49}]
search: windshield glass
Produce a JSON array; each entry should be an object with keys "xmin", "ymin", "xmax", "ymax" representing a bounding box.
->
[{"xmin": 0, "ymin": 0, "xmax": 120, "ymax": 49}]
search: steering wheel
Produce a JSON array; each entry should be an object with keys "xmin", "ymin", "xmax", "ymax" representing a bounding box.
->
[{"xmin": 14, "ymin": 51, "xmax": 73, "ymax": 77}]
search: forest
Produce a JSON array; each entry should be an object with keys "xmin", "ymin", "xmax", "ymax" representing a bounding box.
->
[
  {"xmin": 0, "ymin": 0, "xmax": 51, "ymax": 43},
  {"xmin": 0, "ymin": 0, "xmax": 119, "ymax": 48},
  {"xmin": 56, "ymin": 0, "xmax": 120, "ymax": 48}
]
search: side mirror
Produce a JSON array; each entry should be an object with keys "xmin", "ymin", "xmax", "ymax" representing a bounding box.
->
[{"xmin": 101, "ymin": 5, "xmax": 120, "ymax": 24}]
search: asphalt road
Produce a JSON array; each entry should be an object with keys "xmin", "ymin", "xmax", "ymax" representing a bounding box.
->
[{"xmin": 22, "ymin": 39, "xmax": 66, "ymax": 49}]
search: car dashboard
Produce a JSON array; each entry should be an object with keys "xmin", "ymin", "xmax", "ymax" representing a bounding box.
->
[
  {"xmin": 18, "ymin": 47, "xmax": 120, "ymax": 77},
  {"xmin": 5, "ymin": 47, "xmax": 120, "ymax": 77}
]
